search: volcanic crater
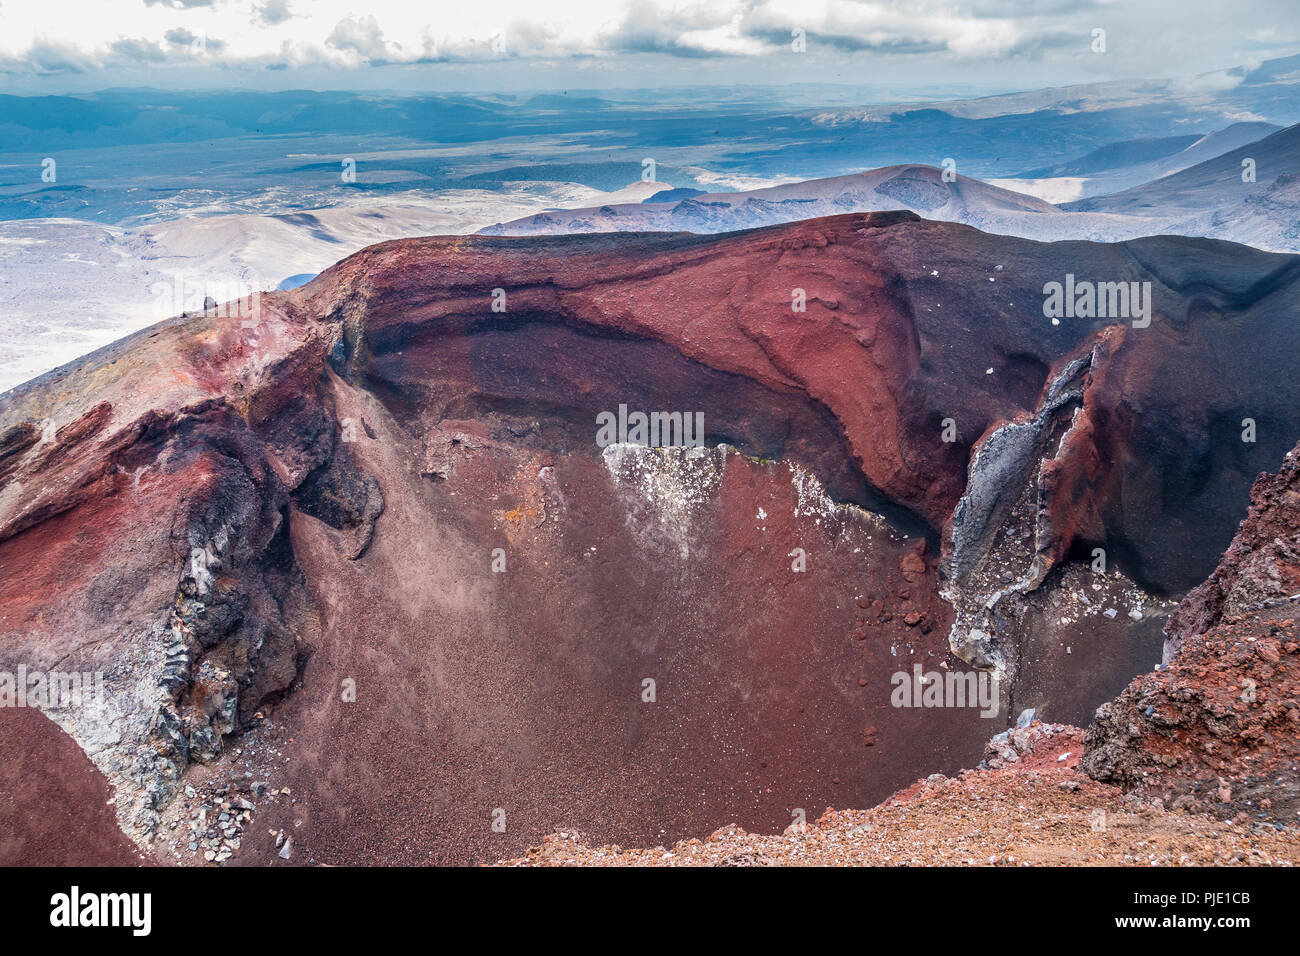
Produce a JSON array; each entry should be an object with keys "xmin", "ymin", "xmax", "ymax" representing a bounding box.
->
[{"xmin": 2, "ymin": 211, "xmax": 1299, "ymax": 865}]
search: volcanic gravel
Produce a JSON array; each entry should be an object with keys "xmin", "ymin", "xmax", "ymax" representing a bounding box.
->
[
  {"xmin": 499, "ymin": 728, "xmax": 1300, "ymax": 867},
  {"xmin": 0, "ymin": 707, "xmax": 147, "ymax": 866}
]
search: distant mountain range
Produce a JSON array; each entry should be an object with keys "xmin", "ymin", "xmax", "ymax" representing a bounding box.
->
[
  {"xmin": 809, "ymin": 53, "xmax": 1300, "ymax": 127},
  {"xmin": 3, "ymin": 53, "xmax": 1300, "ymax": 206},
  {"xmin": 1064, "ymin": 123, "xmax": 1300, "ymax": 252},
  {"xmin": 481, "ymin": 165, "xmax": 1076, "ymax": 239},
  {"xmin": 484, "ymin": 121, "xmax": 1300, "ymax": 253},
  {"xmin": 1013, "ymin": 122, "xmax": 1281, "ymax": 198}
]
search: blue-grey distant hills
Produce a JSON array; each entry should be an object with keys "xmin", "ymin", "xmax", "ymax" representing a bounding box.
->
[
  {"xmin": 1014, "ymin": 122, "xmax": 1280, "ymax": 197},
  {"xmin": 483, "ymin": 122, "xmax": 1300, "ymax": 253},
  {"xmin": 2, "ymin": 52, "xmax": 1299, "ymax": 207},
  {"xmin": 480, "ymin": 164, "xmax": 1080, "ymax": 239},
  {"xmin": 642, "ymin": 187, "xmax": 706, "ymax": 204},
  {"xmin": 1062, "ymin": 122, "xmax": 1300, "ymax": 252}
]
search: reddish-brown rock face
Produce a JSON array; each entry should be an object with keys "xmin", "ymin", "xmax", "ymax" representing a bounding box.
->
[
  {"xmin": 1084, "ymin": 444, "xmax": 1300, "ymax": 820},
  {"xmin": 1163, "ymin": 445, "xmax": 1300, "ymax": 660},
  {"xmin": 1, "ymin": 211, "xmax": 1297, "ymax": 864}
]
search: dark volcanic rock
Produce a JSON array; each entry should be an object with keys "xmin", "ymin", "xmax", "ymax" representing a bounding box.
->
[{"xmin": 1, "ymin": 211, "xmax": 1299, "ymax": 863}]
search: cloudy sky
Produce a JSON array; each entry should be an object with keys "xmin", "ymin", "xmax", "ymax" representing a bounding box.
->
[{"xmin": 1, "ymin": 0, "xmax": 1297, "ymax": 94}]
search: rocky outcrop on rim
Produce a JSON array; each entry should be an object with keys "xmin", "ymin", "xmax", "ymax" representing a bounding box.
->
[{"xmin": 1084, "ymin": 443, "xmax": 1300, "ymax": 824}]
